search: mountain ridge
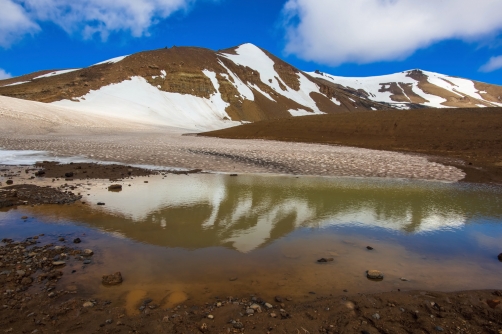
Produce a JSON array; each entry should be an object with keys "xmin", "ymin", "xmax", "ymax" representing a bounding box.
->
[{"xmin": 1, "ymin": 43, "xmax": 501, "ymax": 131}]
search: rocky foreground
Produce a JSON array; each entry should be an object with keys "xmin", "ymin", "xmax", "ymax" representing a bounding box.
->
[{"xmin": 1, "ymin": 234, "xmax": 502, "ymax": 334}]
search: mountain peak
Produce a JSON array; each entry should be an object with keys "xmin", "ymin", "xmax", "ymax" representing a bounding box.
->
[{"xmin": 0, "ymin": 44, "xmax": 501, "ymax": 131}]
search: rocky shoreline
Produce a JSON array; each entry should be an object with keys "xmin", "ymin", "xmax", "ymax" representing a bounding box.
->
[
  {"xmin": 1, "ymin": 234, "xmax": 502, "ymax": 333},
  {"xmin": 0, "ymin": 162, "xmax": 206, "ymax": 209}
]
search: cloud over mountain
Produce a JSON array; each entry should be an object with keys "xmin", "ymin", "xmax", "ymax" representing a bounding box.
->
[
  {"xmin": 0, "ymin": 0, "xmax": 39, "ymax": 47},
  {"xmin": 0, "ymin": 0, "xmax": 195, "ymax": 47},
  {"xmin": 480, "ymin": 55, "xmax": 502, "ymax": 73},
  {"xmin": 282, "ymin": 0, "xmax": 502, "ymax": 65},
  {"xmin": 0, "ymin": 68, "xmax": 12, "ymax": 79}
]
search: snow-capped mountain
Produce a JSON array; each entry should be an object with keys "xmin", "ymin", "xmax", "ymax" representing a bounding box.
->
[
  {"xmin": 309, "ymin": 69, "xmax": 502, "ymax": 109},
  {"xmin": 0, "ymin": 43, "xmax": 501, "ymax": 131}
]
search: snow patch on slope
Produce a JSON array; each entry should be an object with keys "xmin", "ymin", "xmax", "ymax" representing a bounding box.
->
[
  {"xmin": 52, "ymin": 76, "xmax": 239, "ymax": 131},
  {"xmin": 92, "ymin": 55, "xmax": 128, "ymax": 66},
  {"xmin": 220, "ymin": 43, "xmax": 325, "ymax": 114},
  {"xmin": 33, "ymin": 69, "xmax": 79, "ymax": 79},
  {"xmin": 202, "ymin": 70, "xmax": 231, "ymax": 117},
  {"xmin": 2, "ymin": 81, "xmax": 30, "ymax": 87},
  {"xmin": 249, "ymin": 84, "xmax": 275, "ymax": 101},
  {"xmin": 288, "ymin": 109, "xmax": 316, "ymax": 116},
  {"xmin": 218, "ymin": 60, "xmax": 254, "ymax": 101}
]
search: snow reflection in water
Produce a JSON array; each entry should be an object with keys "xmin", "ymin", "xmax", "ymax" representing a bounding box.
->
[
  {"xmin": 61, "ymin": 174, "xmax": 493, "ymax": 252},
  {"xmin": 2, "ymin": 174, "xmax": 501, "ymax": 308}
]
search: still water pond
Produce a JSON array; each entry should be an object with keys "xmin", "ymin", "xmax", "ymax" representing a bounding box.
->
[{"xmin": 1, "ymin": 174, "xmax": 502, "ymax": 312}]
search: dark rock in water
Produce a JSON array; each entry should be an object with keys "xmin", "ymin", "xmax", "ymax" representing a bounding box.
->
[
  {"xmin": 35, "ymin": 170, "xmax": 45, "ymax": 176},
  {"xmin": 366, "ymin": 270, "xmax": 384, "ymax": 280},
  {"xmin": 498, "ymin": 253, "xmax": 502, "ymax": 262},
  {"xmin": 102, "ymin": 272, "xmax": 123, "ymax": 285},
  {"xmin": 97, "ymin": 202, "xmax": 105, "ymax": 206},
  {"xmin": 275, "ymin": 296, "xmax": 283, "ymax": 303},
  {"xmin": 21, "ymin": 216, "xmax": 28, "ymax": 220},
  {"xmin": 58, "ymin": 237, "xmax": 65, "ymax": 241},
  {"xmin": 65, "ymin": 172, "xmax": 74, "ymax": 177},
  {"xmin": 73, "ymin": 238, "xmax": 81, "ymax": 244},
  {"xmin": 83, "ymin": 249, "xmax": 93, "ymax": 256},
  {"xmin": 230, "ymin": 174, "xmax": 238, "ymax": 177},
  {"xmin": 6, "ymin": 180, "xmax": 13, "ymax": 185},
  {"xmin": 366, "ymin": 246, "xmax": 374, "ymax": 250},
  {"xmin": 83, "ymin": 259, "xmax": 91, "ymax": 265},
  {"xmin": 317, "ymin": 258, "xmax": 334, "ymax": 263},
  {"xmin": 108, "ymin": 184, "xmax": 122, "ymax": 191}
]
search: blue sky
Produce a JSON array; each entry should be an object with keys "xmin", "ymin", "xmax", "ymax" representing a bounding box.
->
[{"xmin": 1, "ymin": 0, "xmax": 502, "ymax": 85}]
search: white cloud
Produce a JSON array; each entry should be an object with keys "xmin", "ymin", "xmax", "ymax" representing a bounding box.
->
[
  {"xmin": 0, "ymin": 0, "xmax": 40, "ymax": 47},
  {"xmin": 0, "ymin": 69, "xmax": 13, "ymax": 79},
  {"xmin": 282, "ymin": 0, "xmax": 502, "ymax": 65},
  {"xmin": 480, "ymin": 55, "xmax": 502, "ymax": 72},
  {"xmin": 0, "ymin": 0, "xmax": 195, "ymax": 47}
]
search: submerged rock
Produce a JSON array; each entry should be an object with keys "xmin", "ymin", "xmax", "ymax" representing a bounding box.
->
[
  {"xmin": 102, "ymin": 272, "xmax": 123, "ymax": 286},
  {"xmin": 366, "ymin": 270, "xmax": 384, "ymax": 280},
  {"xmin": 498, "ymin": 253, "xmax": 502, "ymax": 262},
  {"xmin": 83, "ymin": 249, "xmax": 94, "ymax": 256},
  {"xmin": 317, "ymin": 258, "xmax": 334, "ymax": 263},
  {"xmin": 108, "ymin": 184, "xmax": 122, "ymax": 191}
]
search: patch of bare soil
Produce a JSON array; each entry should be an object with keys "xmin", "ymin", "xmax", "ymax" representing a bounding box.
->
[
  {"xmin": 1, "ymin": 234, "xmax": 502, "ymax": 333},
  {"xmin": 33, "ymin": 162, "xmax": 156, "ymax": 180},
  {"xmin": 0, "ymin": 184, "xmax": 82, "ymax": 209},
  {"xmin": 202, "ymin": 108, "xmax": 502, "ymax": 184}
]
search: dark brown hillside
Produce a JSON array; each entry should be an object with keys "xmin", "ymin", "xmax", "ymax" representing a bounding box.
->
[
  {"xmin": 202, "ymin": 108, "xmax": 502, "ymax": 184},
  {"xmin": 0, "ymin": 45, "xmax": 381, "ymax": 123}
]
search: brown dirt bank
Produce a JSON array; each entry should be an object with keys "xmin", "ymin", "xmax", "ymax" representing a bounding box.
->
[
  {"xmin": 202, "ymin": 108, "xmax": 502, "ymax": 184},
  {"xmin": 2, "ymin": 235, "xmax": 502, "ymax": 333},
  {"xmin": 34, "ymin": 162, "xmax": 156, "ymax": 180},
  {"xmin": 0, "ymin": 184, "xmax": 82, "ymax": 209}
]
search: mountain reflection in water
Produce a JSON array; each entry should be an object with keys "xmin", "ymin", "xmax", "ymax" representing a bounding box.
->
[{"xmin": 29, "ymin": 174, "xmax": 502, "ymax": 253}]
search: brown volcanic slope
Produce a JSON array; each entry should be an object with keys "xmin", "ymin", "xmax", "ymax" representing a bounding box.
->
[
  {"xmin": 202, "ymin": 108, "xmax": 502, "ymax": 184},
  {"xmin": 0, "ymin": 45, "xmax": 386, "ymax": 124}
]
